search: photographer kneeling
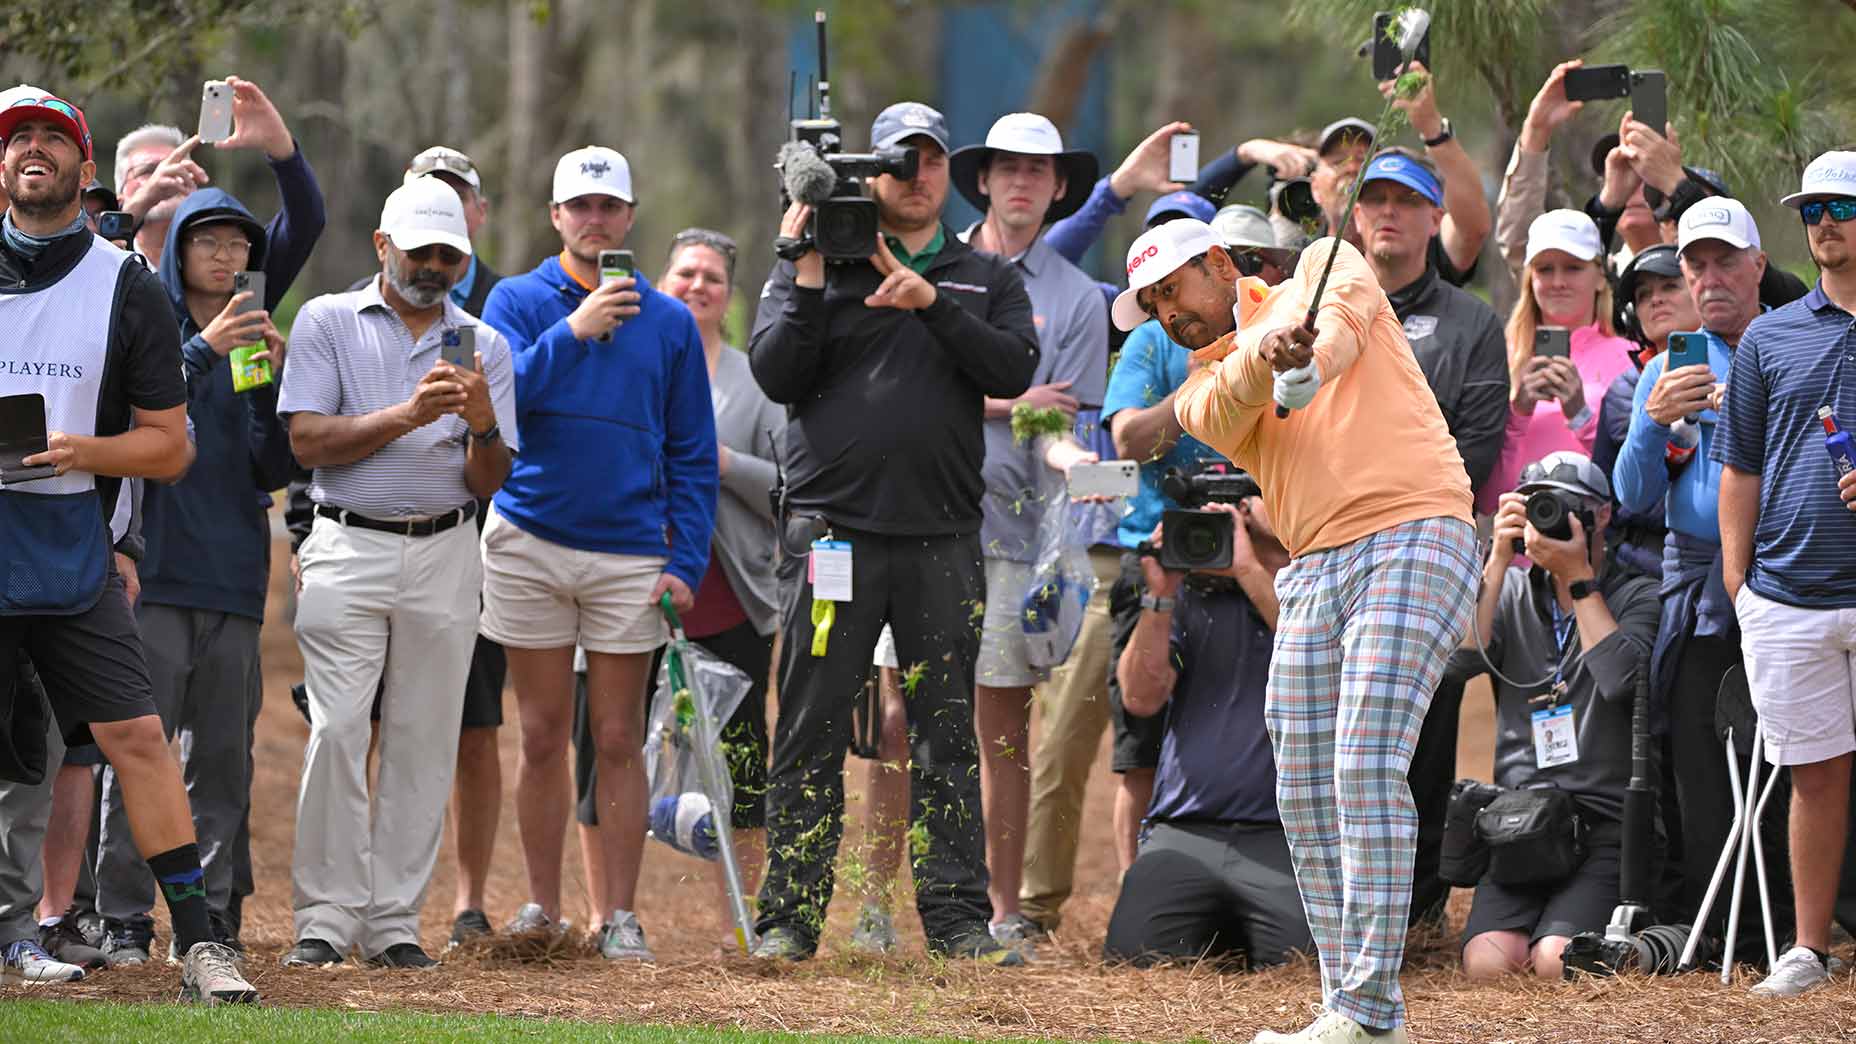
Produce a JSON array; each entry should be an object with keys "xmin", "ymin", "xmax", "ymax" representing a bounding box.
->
[
  {"xmin": 1446, "ymin": 452, "xmax": 1660, "ymax": 980},
  {"xmin": 1104, "ymin": 495, "xmax": 1312, "ymax": 968}
]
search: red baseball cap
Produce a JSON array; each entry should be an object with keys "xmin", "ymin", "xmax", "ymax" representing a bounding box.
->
[{"xmin": 0, "ymin": 93, "xmax": 93, "ymax": 161}]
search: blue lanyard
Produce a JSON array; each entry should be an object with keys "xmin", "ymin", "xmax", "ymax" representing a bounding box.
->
[{"xmin": 1546, "ymin": 601, "xmax": 1577, "ymax": 703}]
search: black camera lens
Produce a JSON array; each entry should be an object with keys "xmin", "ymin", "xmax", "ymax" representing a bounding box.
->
[
  {"xmin": 1159, "ymin": 509, "xmax": 1234, "ymax": 572},
  {"xmin": 811, "ymin": 197, "xmax": 879, "ymax": 262},
  {"xmin": 1525, "ymin": 490, "xmax": 1575, "ymax": 541},
  {"xmin": 1272, "ymin": 177, "xmax": 1322, "ymax": 226}
]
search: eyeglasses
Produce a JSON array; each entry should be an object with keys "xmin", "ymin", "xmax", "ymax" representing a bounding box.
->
[
  {"xmin": 1801, "ymin": 199, "xmax": 1856, "ymax": 226},
  {"xmin": 185, "ymin": 234, "xmax": 252, "ymax": 259},
  {"xmin": 405, "ymin": 243, "xmax": 466, "ymax": 266}
]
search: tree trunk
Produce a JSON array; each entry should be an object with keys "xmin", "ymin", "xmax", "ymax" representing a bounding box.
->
[{"xmin": 505, "ymin": 0, "xmax": 544, "ymax": 265}]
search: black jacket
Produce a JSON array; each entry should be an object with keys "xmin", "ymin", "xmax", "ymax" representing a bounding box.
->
[
  {"xmin": 1385, "ymin": 266, "xmax": 1510, "ymax": 499},
  {"xmin": 749, "ymin": 226, "xmax": 1039, "ymax": 536}
]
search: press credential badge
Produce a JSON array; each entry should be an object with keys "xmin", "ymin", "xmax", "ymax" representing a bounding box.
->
[
  {"xmin": 1532, "ymin": 704, "xmax": 1579, "ymax": 769},
  {"xmin": 810, "ymin": 540, "xmax": 853, "ymax": 602}
]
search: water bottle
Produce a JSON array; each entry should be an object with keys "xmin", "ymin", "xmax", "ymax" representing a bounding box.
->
[
  {"xmin": 649, "ymin": 792, "xmax": 720, "ymax": 861},
  {"xmin": 1820, "ymin": 406, "xmax": 1856, "ymax": 477}
]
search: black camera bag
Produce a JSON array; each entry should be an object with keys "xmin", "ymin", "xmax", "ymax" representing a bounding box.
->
[
  {"xmin": 1475, "ymin": 786, "xmax": 1588, "ymax": 887},
  {"xmin": 1440, "ymin": 778, "xmax": 1503, "ymax": 887}
]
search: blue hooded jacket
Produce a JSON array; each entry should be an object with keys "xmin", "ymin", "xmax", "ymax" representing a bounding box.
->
[
  {"xmin": 139, "ymin": 188, "xmax": 297, "ymax": 620},
  {"xmin": 481, "ymin": 254, "xmax": 716, "ymax": 588}
]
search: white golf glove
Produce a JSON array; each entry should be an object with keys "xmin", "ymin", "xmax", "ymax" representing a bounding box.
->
[{"xmin": 1273, "ymin": 361, "xmax": 1321, "ymax": 412}]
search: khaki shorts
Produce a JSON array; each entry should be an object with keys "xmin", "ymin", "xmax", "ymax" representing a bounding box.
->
[
  {"xmin": 479, "ymin": 506, "xmax": 667, "ymax": 654},
  {"xmin": 976, "ymin": 557, "xmax": 1047, "ymax": 689}
]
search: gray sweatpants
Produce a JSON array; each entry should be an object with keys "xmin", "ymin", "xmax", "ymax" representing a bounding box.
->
[
  {"xmin": 0, "ymin": 714, "xmax": 63, "ymax": 946},
  {"xmin": 95, "ymin": 605, "xmax": 260, "ymax": 927}
]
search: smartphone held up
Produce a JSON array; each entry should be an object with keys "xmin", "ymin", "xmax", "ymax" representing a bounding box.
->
[
  {"xmin": 228, "ymin": 271, "xmax": 272, "ymax": 393},
  {"xmin": 596, "ymin": 249, "xmax": 634, "ymax": 344},
  {"xmin": 199, "ymin": 80, "xmax": 234, "ymax": 144}
]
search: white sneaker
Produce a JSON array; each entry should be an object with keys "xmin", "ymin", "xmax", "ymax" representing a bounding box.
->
[
  {"xmin": 849, "ymin": 903, "xmax": 896, "ymax": 954},
  {"xmin": 179, "ymin": 941, "xmax": 258, "ymax": 1005},
  {"xmin": 503, "ymin": 902, "xmax": 562, "ymax": 938},
  {"xmin": 1253, "ymin": 1010, "xmax": 1407, "ymax": 1044},
  {"xmin": 1751, "ymin": 945, "xmax": 1832, "ymax": 997},
  {"xmin": 599, "ymin": 911, "xmax": 653, "ymax": 962},
  {"xmin": 1, "ymin": 940, "xmax": 84, "ymax": 984}
]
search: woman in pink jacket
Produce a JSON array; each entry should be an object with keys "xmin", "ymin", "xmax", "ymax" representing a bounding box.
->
[{"xmin": 1479, "ymin": 210, "xmax": 1636, "ymax": 514}]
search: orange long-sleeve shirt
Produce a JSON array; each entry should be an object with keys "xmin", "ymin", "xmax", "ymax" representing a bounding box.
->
[{"xmin": 1174, "ymin": 238, "xmax": 1471, "ymax": 558}]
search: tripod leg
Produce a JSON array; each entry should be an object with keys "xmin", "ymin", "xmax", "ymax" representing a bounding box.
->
[
  {"xmin": 1722, "ymin": 740, "xmax": 1765, "ymax": 984},
  {"xmin": 1684, "ymin": 731, "xmax": 1747, "ymax": 971}
]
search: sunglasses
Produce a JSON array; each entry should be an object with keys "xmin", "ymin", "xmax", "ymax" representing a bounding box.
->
[
  {"xmin": 405, "ymin": 243, "xmax": 466, "ymax": 266},
  {"xmin": 1801, "ymin": 199, "xmax": 1856, "ymax": 226},
  {"xmin": 4, "ymin": 95, "xmax": 92, "ymax": 157},
  {"xmin": 671, "ymin": 228, "xmax": 738, "ymax": 262},
  {"xmin": 411, "ymin": 152, "xmax": 477, "ymax": 181},
  {"xmin": 1231, "ymin": 249, "xmax": 1264, "ymax": 277}
]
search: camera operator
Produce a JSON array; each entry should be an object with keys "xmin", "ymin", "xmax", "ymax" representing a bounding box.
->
[
  {"xmin": 1315, "ymin": 59, "xmax": 1491, "ymax": 288},
  {"xmin": 748, "ymin": 101, "xmax": 1037, "ymax": 965},
  {"xmin": 1613, "ymin": 201, "xmax": 1795, "ymax": 965},
  {"xmin": 1152, "ymin": 219, "xmax": 1477, "ymax": 1043},
  {"xmin": 1446, "ymin": 452, "xmax": 1660, "ymax": 980},
  {"xmin": 1102, "ymin": 499, "xmax": 1314, "ymax": 970}
]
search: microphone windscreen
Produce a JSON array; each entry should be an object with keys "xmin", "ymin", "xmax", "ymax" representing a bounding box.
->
[{"xmin": 779, "ymin": 141, "xmax": 839, "ymax": 206}]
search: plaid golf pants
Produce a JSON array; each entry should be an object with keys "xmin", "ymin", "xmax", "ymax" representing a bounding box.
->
[{"xmin": 1266, "ymin": 516, "xmax": 1477, "ymax": 1030}]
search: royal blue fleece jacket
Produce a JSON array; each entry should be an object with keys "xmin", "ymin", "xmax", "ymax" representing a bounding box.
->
[
  {"xmin": 139, "ymin": 188, "xmax": 301, "ymax": 621},
  {"xmin": 482, "ymin": 255, "xmax": 716, "ymax": 588}
]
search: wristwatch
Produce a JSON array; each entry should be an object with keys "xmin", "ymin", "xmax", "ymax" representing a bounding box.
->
[
  {"xmin": 1423, "ymin": 118, "xmax": 1455, "ymax": 149},
  {"xmin": 469, "ymin": 423, "xmax": 501, "ymax": 445},
  {"xmin": 773, "ymin": 235, "xmax": 814, "ymax": 262},
  {"xmin": 1139, "ymin": 593, "xmax": 1176, "ymax": 613},
  {"xmin": 1568, "ymin": 578, "xmax": 1598, "ymax": 601}
]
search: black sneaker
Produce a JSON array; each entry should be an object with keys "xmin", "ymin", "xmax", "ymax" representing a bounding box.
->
[
  {"xmin": 448, "ymin": 909, "xmax": 493, "ymax": 950},
  {"xmin": 367, "ymin": 942, "xmax": 439, "ymax": 970},
  {"xmin": 934, "ymin": 926, "xmax": 1027, "ymax": 966},
  {"xmin": 39, "ymin": 913, "xmax": 105, "ymax": 970},
  {"xmin": 280, "ymin": 937, "xmax": 344, "ymax": 968},
  {"xmin": 101, "ymin": 919, "xmax": 154, "ymax": 967}
]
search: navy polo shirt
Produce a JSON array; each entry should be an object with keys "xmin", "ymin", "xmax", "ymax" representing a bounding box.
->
[
  {"xmin": 1712, "ymin": 285, "xmax": 1856, "ymax": 607},
  {"xmin": 1145, "ymin": 583, "xmax": 1278, "ymax": 825}
]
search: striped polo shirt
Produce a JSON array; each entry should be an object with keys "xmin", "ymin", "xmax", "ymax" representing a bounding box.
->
[
  {"xmin": 1711, "ymin": 284, "xmax": 1856, "ymax": 608},
  {"xmin": 277, "ymin": 278, "xmax": 519, "ymax": 520}
]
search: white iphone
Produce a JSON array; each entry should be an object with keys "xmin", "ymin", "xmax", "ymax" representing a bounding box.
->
[
  {"xmin": 1169, "ymin": 131, "xmax": 1200, "ymax": 184},
  {"xmin": 1067, "ymin": 460, "xmax": 1139, "ymax": 499},
  {"xmin": 199, "ymin": 80, "xmax": 234, "ymax": 144}
]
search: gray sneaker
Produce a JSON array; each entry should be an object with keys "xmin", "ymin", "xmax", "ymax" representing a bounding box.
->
[
  {"xmin": 848, "ymin": 903, "xmax": 896, "ymax": 954},
  {"xmin": 988, "ymin": 914, "xmax": 1039, "ymax": 960},
  {"xmin": 598, "ymin": 911, "xmax": 653, "ymax": 962},
  {"xmin": 503, "ymin": 902, "xmax": 561, "ymax": 938},
  {"xmin": 101, "ymin": 921, "xmax": 152, "ymax": 967},
  {"xmin": 179, "ymin": 941, "xmax": 258, "ymax": 1005},
  {"xmin": 1752, "ymin": 945, "xmax": 1833, "ymax": 997}
]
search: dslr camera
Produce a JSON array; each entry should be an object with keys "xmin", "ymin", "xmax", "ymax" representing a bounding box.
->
[
  {"xmin": 1510, "ymin": 489, "xmax": 1597, "ymax": 554},
  {"xmin": 1148, "ymin": 463, "xmax": 1261, "ymax": 572},
  {"xmin": 776, "ymin": 11, "xmax": 919, "ymax": 262}
]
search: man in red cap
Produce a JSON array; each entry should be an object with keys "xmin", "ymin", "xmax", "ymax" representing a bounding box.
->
[{"xmin": 0, "ymin": 91, "xmax": 255, "ymax": 1003}]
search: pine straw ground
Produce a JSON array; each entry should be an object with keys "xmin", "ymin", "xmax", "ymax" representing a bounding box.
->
[{"xmin": 31, "ymin": 534, "xmax": 1856, "ymax": 1042}]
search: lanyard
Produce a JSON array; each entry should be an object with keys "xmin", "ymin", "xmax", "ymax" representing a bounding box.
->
[{"xmin": 1539, "ymin": 601, "xmax": 1577, "ymax": 707}]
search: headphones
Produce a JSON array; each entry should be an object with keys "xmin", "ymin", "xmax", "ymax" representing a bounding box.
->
[{"xmin": 1613, "ymin": 244, "xmax": 1681, "ymax": 349}]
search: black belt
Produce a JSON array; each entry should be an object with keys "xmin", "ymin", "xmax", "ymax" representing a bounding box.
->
[{"xmin": 315, "ymin": 501, "xmax": 476, "ymax": 537}]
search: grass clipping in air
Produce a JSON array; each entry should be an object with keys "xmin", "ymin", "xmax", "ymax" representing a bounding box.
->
[{"xmin": 1010, "ymin": 404, "xmax": 1069, "ymax": 446}]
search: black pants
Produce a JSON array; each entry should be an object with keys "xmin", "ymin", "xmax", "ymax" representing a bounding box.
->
[
  {"xmin": 1668, "ymin": 635, "xmax": 1794, "ymax": 963},
  {"xmin": 1106, "ymin": 553, "xmax": 1165, "ymax": 773},
  {"xmin": 1104, "ymin": 820, "xmax": 1313, "ymax": 967},
  {"xmin": 756, "ymin": 523, "xmax": 991, "ymax": 950},
  {"xmin": 1407, "ymin": 671, "xmax": 1466, "ymax": 924}
]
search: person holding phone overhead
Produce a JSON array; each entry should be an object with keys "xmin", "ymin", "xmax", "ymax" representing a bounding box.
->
[
  {"xmin": 1480, "ymin": 210, "xmax": 1636, "ymax": 515},
  {"xmin": 277, "ymin": 175, "xmax": 516, "ymax": 971},
  {"xmin": 89, "ymin": 185, "xmax": 294, "ymax": 963},
  {"xmin": 477, "ymin": 146, "xmax": 716, "ymax": 964}
]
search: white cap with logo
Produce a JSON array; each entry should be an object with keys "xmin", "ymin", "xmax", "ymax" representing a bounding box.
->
[
  {"xmin": 1677, "ymin": 197, "xmax": 1760, "ymax": 254},
  {"xmin": 1780, "ymin": 150, "xmax": 1856, "ymax": 209},
  {"xmin": 552, "ymin": 146, "xmax": 633, "ymax": 205},
  {"xmin": 379, "ymin": 175, "xmax": 472, "ymax": 256},
  {"xmin": 1524, "ymin": 209, "xmax": 1605, "ymax": 266},
  {"xmin": 1112, "ymin": 219, "xmax": 1221, "ymax": 332}
]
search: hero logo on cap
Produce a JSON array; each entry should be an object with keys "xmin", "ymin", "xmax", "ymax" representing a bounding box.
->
[
  {"xmin": 1126, "ymin": 243, "xmax": 1160, "ymax": 276},
  {"xmin": 1110, "ymin": 219, "xmax": 1221, "ymax": 332}
]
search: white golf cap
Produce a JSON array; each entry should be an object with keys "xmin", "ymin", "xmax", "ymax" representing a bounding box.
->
[
  {"xmin": 1524, "ymin": 209, "xmax": 1604, "ymax": 266},
  {"xmin": 552, "ymin": 146, "xmax": 633, "ymax": 205},
  {"xmin": 406, "ymin": 145, "xmax": 480, "ymax": 190},
  {"xmin": 1780, "ymin": 150, "xmax": 1856, "ymax": 209},
  {"xmin": 1677, "ymin": 197, "xmax": 1760, "ymax": 254},
  {"xmin": 379, "ymin": 175, "xmax": 472, "ymax": 256},
  {"xmin": 1112, "ymin": 218, "xmax": 1220, "ymax": 332},
  {"xmin": 0, "ymin": 83, "xmax": 48, "ymax": 109}
]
